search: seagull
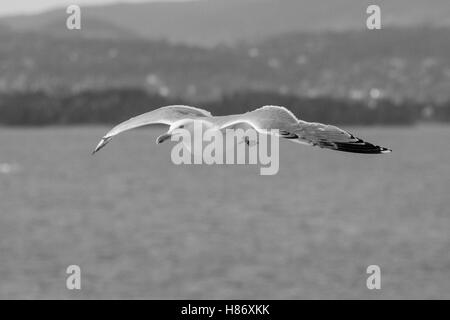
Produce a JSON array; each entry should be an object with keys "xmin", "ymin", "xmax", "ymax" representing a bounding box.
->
[{"xmin": 93, "ymin": 105, "xmax": 392, "ymax": 155}]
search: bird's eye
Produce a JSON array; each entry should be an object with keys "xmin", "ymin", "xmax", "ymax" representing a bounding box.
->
[{"xmin": 179, "ymin": 125, "xmax": 185, "ymax": 129}]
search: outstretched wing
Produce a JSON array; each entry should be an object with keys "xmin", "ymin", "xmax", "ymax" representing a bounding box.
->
[
  {"xmin": 218, "ymin": 105, "xmax": 391, "ymax": 154},
  {"xmin": 93, "ymin": 105, "xmax": 212, "ymax": 154},
  {"xmin": 294, "ymin": 122, "xmax": 392, "ymax": 154}
]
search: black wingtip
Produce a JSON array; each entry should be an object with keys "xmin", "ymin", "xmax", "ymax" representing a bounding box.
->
[{"xmin": 333, "ymin": 140, "xmax": 392, "ymax": 154}]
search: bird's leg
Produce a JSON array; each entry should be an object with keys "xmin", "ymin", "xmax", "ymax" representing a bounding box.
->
[{"xmin": 243, "ymin": 136, "xmax": 258, "ymax": 146}]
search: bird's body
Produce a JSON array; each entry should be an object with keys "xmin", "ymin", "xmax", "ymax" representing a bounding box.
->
[{"xmin": 93, "ymin": 105, "xmax": 391, "ymax": 155}]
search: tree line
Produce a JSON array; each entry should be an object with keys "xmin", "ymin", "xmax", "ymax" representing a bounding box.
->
[{"xmin": 0, "ymin": 89, "xmax": 448, "ymax": 126}]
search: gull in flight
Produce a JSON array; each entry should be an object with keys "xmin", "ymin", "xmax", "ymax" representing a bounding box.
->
[{"xmin": 93, "ymin": 105, "xmax": 392, "ymax": 154}]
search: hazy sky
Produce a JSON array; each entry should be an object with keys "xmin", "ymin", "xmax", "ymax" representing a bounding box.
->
[{"xmin": 0, "ymin": 0, "xmax": 196, "ymax": 17}]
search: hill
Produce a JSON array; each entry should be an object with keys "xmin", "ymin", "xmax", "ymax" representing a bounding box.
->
[
  {"xmin": 0, "ymin": 27, "xmax": 449, "ymax": 103},
  {"xmin": 2, "ymin": 0, "xmax": 450, "ymax": 46}
]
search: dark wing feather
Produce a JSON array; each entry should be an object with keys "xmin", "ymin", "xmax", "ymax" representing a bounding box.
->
[{"xmin": 295, "ymin": 122, "xmax": 392, "ymax": 154}]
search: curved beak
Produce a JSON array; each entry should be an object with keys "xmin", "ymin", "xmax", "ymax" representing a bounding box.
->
[{"xmin": 156, "ymin": 132, "xmax": 172, "ymax": 144}]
